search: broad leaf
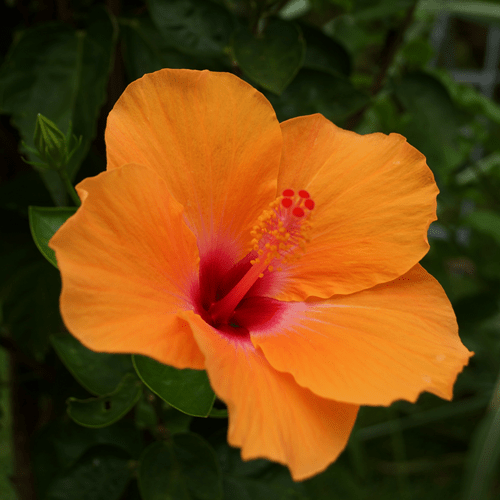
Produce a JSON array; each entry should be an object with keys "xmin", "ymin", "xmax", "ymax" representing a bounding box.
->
[
  {"xmin": 133, "ymin": 355, "xmax": 216, "ymax": 418},
  {"xmin": 0, "ymin": 7, "xmax": 116, "ymax": 204},
  {"xmin": 232, "ymin": 18, "xmax": 305, "ymax": 95},
  {"xmin": 147, "ymin": 0, "xmax": 233, "ymax": 58},
  {"xmin": 45, "ymin": 445, "xmax": 132, "ymax": 500},
  {"xmin": 29, "ymin": 206, "xmax": 77, "ymax": 268},
  {"xmin": 138, "ymin": 435, "xmax": 222, "ymax": 500},
  {"xmin": 120, "ymin": 16, "xmax": 229, "ymax": 81},
  {"xmin": 300, "ymin": 23, "xmax": 350, "ymax": 77},
  {"xmin": 51, "ymin": 334, "xmax": 134, "ymax": 396},
  {"xmin": 268, "ymin": 68, "xmax": 368, "ymax": 124},
  {"xmin": 393, "ymin": 72, "xmax": 466, "ymax": 180}
]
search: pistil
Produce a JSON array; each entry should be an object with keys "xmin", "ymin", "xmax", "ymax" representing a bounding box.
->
[{"xmin": 208, "ymin": 189, "xmax": 314, "ymax": 326}]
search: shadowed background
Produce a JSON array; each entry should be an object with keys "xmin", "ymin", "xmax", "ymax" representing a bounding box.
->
[{"xmin": 0, "ymin": 0, "xmax": 499, "ymax": 499}]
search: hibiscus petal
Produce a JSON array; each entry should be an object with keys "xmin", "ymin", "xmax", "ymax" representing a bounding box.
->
[
  {"xmin": 181, "ymin": 310, "xmax": 359, "ymax": 481},
  {"xmin": 105, "ymin": 69, "xmax": 282, "ymax": 258},
  {"xmin": 276, "ymin": 114, "xmax": 439, "ymax": 299},
  {"xmin": 252, "ymin": 265, "xmax": 473, "ymax": 406},
  {"xmin": 49, "ymin": 164, "xmax": 205, "ymax": 369}
]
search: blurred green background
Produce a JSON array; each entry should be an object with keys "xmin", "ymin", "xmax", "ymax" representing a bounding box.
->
[{"xmin": 1, "ymin": 0, "xmax": 500, "ymax": 499}]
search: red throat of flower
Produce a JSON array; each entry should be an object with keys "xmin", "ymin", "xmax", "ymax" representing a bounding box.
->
[{"xmin": 207, "ymin": 189, "xmax": 314, "ymax": 326}]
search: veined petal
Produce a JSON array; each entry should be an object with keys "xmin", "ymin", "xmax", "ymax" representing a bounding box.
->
[
  {"xmin": 105, "ymin": 69, "xmax": 282, "ymax": 258},
  {"xmin": 49, "ymin": 164, "xmax": 205, "ymax": 369},
  {"xmin": 276, "ymin": 114, "xmax": 438, "ymax": 299},
  {"xmin": 252, "ymin": 265, "xmax": 472, "ymax": 406},
  {"xmin": 181, "ymin": 310, "xmax": 359, "ymax": 481}
]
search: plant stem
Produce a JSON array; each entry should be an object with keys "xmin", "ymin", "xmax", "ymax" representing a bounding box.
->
[{"xmin": 59, "ymin": 168, "xmax": 81, "ymax": 206}]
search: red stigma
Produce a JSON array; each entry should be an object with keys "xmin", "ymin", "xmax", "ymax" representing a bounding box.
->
[
  {"xmin": 304, "ymin": 199, "xmax": 315, "ymax": 210},
  {"xmin": 281, "ymin": 198, "xmax": 293, "ymax": 208},
  {"xmin": 298, "ymin": 190, "xmax": 310, "ymax": 198},
  {"xmin": 282, "ymin": 189, "xmax": 294, "ymax": 197},
  {"xmin": 292, "ymin": 207, "xmax": 305, "ymax": 217}
]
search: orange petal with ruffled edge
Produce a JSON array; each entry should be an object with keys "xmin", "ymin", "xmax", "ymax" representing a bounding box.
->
[
  {"xmin": 180, "ymin": 310, "xmax": 359, "ymax": 481},
  {"xmin": 274, "ymin": 114, "xmax": 438, "ymax": 300},
  {"xmin": 105, "ymin": 69, "xmax": 282, "ymax": 259},
  {"xmin": 49, "ymin": 164, "xmax": 205, "ymax": 369},
  {"xmin": 252, "ymin": 265, "xmax": 472, "ymax": 406}
]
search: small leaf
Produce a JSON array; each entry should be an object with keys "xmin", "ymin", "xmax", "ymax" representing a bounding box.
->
[
  {"xmin": 29, "ymin": 206, "xmax": 77, "ymax": 268},
  {"xmin": 138, "ymin": 435, "xmax": 222, "ymax": 500},
  {"xmin": 232, "ymin": 18, "xmax": 305, "ymax": 95},
  {"xmin": 51, "ymin": 334, "xmax": 134, "ymax": 396},
  {"xmin": 133, "ymin": 355, "xmax": 216, "ymax": 418},
  {"xmin": 67, "ymin": 373, "xmax": 142, "ymax": 428}
]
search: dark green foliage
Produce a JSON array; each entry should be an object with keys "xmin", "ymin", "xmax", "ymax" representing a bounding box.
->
[
  {"xmin": 133, "ymin": 355, "xmax": 216, "ymax": 418},
  {"xmin": 1, "ymin": 0, "xmax": 500, "ymax": 499}
]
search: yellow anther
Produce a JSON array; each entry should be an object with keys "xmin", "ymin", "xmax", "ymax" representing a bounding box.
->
[{"xmin": 248, "ymin": 192, "xmax": 313, "ymax": 275}]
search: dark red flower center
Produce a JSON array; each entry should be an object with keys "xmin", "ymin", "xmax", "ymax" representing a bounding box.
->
[{"xmin": 192, "ymin": 190, "xmax": 314, "ymax": 340}]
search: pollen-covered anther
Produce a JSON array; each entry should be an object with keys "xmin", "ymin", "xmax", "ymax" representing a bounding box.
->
[{"xmin": 248, "ymin": 188, "xmax": 315, "ymax": 274}]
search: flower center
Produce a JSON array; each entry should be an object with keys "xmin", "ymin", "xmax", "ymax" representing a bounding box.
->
[{"xmin": 208, "ymin": 189, "xmax": 314, "ymax": 326}]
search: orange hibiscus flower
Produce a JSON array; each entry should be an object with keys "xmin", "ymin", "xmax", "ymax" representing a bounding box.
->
[{"xmin": 50, "ymin": 69, "xmax": 472, "ymax": 480}]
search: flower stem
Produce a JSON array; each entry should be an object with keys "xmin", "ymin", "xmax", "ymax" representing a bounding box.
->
[{"xmin": 59, "ymin": 168, "xmax": 81, "ymax": 206}]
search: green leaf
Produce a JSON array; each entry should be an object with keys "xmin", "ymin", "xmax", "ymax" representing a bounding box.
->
[
  {"xmin": 133, "ymin": 355, "xmax": 216, "ymax": 418},
  {"xmin": 465, "ymin": 209, "xmax": 500, "ymax": 247},
  {"xmin": 28, "ymin": 206, "xmax": 77, "ymax": 268},
  {"xmin": 267, "ymin": 68, "xmax": 368, "ymax": 124},
  {"xmin": 174, "ymin": 434, "xmax": 223, "ymax": 500},
  {"xmin": 147, "ymin": 0, "xmax": 233, "ymax": 58},
  {"xmin": 0, "ymin": 7, "xmax": 116, "ymax": 205},
  {"xmin": 67, "ymin": 373, "xmax": 142, "ymax": 428},
  {"xmin": 300, "ymin": 23, "xmax": 350, "ymax": 77},
  {"xmin": 213, "ymin": 439, "xmax": 305, "ymax": 500},
  {"xmin": 304, "ymin": 461, "xmax": 365, "ymax": 500},
  {"xmin": 138, "ymin": 434, "xmax": 223, "ymax": 500},
  {"xmin": 140, "ymin": 442, "xmax": 190, "ymax": 500},
  {"xmin": 51, "ymin": 334, "xmax": 134, "ymax": 396},
  {"xmin": 232, "ymin": 18, "xmax": 305, "ymax": 95},
  {"xmin": 393, "ymin": 72, "xmax": 466, "ymax": 179},
  {"xmin": 32, "ymin": 420, "xmax": 143, "ymax": 489},
  {"xmin": 45, "ymin": 445, "xmax": 132, "ymax": 500},
  {"xmin": 120, "ymin": 16, "xmax": 229, "ymax": 82}
]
